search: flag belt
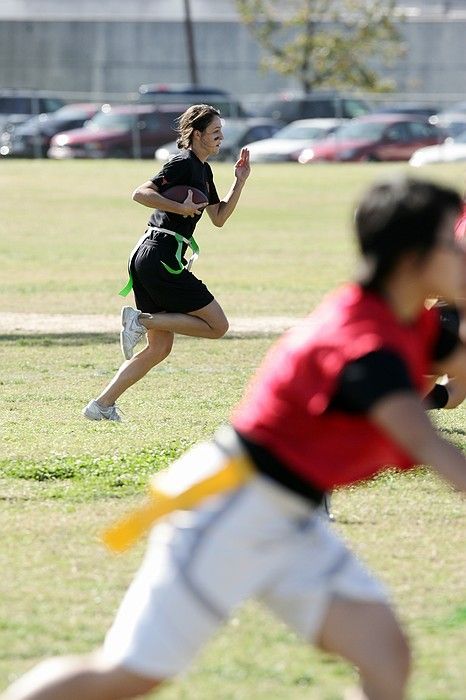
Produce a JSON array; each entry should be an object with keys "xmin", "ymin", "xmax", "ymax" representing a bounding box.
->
[
  {"xmin": 118, "ymin": 226, "xmax": 200, "ymax": 297},
  {"xmin": 101, "ymin": 453, "xmax": 254, "ymax": 554}
]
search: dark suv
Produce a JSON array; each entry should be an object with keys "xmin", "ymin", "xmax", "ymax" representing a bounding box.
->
[
  {"xmin": 48, "ymin": 104, "xmax": 185, "ymax": 159},
  {"xmin": 0, "ymin": 90, "xmax": 66, "ymax": 130},
  {"xmin": 255, "ymin": 92, "xmax": 371, "ymax": 123},
  {"xmin": 137, "ymin": 83, "xmax": 248, "ymax": 117}
]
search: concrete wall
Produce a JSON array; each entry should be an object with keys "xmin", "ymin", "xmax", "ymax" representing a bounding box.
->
[
  {"xmin": 0, "ymin": 19, "xmax": 286, "ymax": 97},
  {"xmin": 0, "ymin": 1, "xmax": 465, "ymax": 101}
]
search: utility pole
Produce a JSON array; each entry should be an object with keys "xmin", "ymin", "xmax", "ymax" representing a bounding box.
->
[{"xmin": 183, "ymin": 0, "xmax": 198, "ymax": 85}]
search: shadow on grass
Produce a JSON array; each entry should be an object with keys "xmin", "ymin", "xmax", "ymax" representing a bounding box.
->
[
  {"xmin": 0, "ymin": 331, "xmax": 282, "ymax": 346},
  {"xmin": 0, "ymin": 333, "xmax": 118, "ymax": 347},
  {"xmin": 439, "ymin": 426, "xmax": 466, "ymax": 437},
  {"xmin": 226, "ymin": 330, "xmax": 283, "ymax": 340}
]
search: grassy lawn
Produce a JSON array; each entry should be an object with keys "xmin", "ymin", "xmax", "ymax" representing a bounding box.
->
[
  {"xmin": 0, "ymin": 160, "xmax": 465, "ymax": 698},
  {"xmin": 1, "ymin": 158, "xmax": 463, "ymax": 317}
]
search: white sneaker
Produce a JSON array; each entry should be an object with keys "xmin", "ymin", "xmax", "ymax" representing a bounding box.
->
[
  {"xmin": 120, "ymin": 306, "xmax": 147, "ymax": 360},
  {"xmin": 82, "ymin": 399, "xmax": 122, "ymax": 422}
]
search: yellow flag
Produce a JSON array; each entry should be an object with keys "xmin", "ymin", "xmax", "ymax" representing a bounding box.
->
[{"xmin": 101, "ymin": 455, "xmax": 254, "ymax": 553}]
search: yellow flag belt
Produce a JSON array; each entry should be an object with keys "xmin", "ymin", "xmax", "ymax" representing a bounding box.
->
[{"xmin": 102, "ymin": 454, "xmax": 254, "ymax": 554}]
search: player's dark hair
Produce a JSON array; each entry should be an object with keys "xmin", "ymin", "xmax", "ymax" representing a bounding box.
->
[
  {"xmin": 176, "ymin": 104, "xmax": 221, "ymax": 149},
  {"xmin": 355, "ymin": 176, "xmax": 462, "ymax": 291}
]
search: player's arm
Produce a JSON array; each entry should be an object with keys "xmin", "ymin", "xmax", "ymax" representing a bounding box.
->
[
  {"xmin": 370, "ymin": 392, "xmax": 466, "ymax": 492},
  {"xmin": 206, "ymin": 148, "xmax": 250, "ymax": 227},
  {"xmin": 334, "ymin": 350, "xmax": 466, "ymax": 491},
  {"xmin": 132, "ymin": 180, "xmax": 203, "ymax": 217},
  {"xmin": 423, "ymin": 308, "xmax": 466, "ymax": 409},
  {"xmin": 433, "ymin": 342, "xmax": 466, "ymax": 387}
]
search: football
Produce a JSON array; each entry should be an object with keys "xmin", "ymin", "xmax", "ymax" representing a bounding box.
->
[{"xmin": 161, "ymin": 185, "xmax": 209, "ymax": 206}]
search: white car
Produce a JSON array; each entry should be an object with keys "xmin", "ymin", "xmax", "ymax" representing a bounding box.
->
[
  {"xmin": 409, "ymin": 131, "xmax": 466, "ymax": 167},
  {"xmin": 155, "ymin": 117, "xmax": 281, "ymax": 162},
  {"xmin": 245, "ymin": 118, "xmax": 345, "ymax": 162}
]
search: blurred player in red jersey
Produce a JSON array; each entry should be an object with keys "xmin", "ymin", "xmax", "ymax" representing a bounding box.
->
[{"xmin": 3, "ymin": 177, "xmax": 466, "ymax": 700}]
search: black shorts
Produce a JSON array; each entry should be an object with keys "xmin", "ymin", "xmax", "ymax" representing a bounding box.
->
[{"xmin": 130, "ymin": 239, "xmax": 214, "ymax": 314}]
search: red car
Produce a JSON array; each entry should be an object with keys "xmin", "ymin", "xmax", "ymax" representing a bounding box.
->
[
  {"xmin": 48, "ymin": 104, "xmax": 186, "ymax": 159},
  {"xmin": 297, "ymin": 114, "xmax": 445, "ymax": 163}
]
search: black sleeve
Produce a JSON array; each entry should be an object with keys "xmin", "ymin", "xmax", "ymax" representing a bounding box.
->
[
  {"xmin": 423, "ymin": 383, "xmax": 449, "ymax": 410},
  {"xmin": 330, "ymin": 349, "xmax": 414, "ymax": 414},
  {"xmin": 206, "ymin": 163, "xmax": 220, "ymax": 205},
  {"xmin": 433, "ymin": 306, "xmax": 461, "ymax": 361},
  {"xmin": 151, "ymin": 156, "xmax": 191, "ymax": 191}
]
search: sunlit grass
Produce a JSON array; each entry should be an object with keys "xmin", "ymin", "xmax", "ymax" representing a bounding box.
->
[{"xmin": 1, "ymin": 160, "xmax": 465, "ymax": 698}]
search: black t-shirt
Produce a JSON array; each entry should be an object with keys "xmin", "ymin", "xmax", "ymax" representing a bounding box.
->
[
  {"xmin": 149, "ymin": 149, "xmax": 220, "ymax": 243},
  {"xmin": 330, "ymin": 318, "xmax": 460, "ymax": 413}
]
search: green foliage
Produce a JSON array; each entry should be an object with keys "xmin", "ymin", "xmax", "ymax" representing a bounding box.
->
[
  {"xmin": 0, "ymin": 444, "xmax": 185, "ymax": 487},
  {"xmin": 236, "ymin": 0, "xmax": 404, "ymax": 92}
]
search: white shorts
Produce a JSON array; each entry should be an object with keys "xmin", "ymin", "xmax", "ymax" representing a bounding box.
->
[{"xmin": 102, "ymin": 432, "xmax": 388, "ymax": 679}]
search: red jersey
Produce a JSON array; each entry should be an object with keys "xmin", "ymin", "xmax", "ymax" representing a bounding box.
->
[
  {"xmin": 232, "ymin": 284, "xmax": 440, "ymax": 490},
  {"xmin": 455, "ymin": 203, "xmax": 466, "ymax": 241}
]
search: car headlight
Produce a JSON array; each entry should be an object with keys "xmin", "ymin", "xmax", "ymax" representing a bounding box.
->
[
  {"xmin": 54, "ymin": 135, "xmax": 70, "ymax": 147},
  {"xmin": 409, "ymin": 153, "xmax": 425, "ymax": 167},
  {"xmin": 156, "ymin": 148, "xmax": 171, "ymax": 160},
  {"xmin": 298, "ymin": 148, "xmax": 315, "ymax": 164}
]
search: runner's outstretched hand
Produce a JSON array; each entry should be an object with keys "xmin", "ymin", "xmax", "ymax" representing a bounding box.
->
[{"xmin": 235, "ymin": 148, "xmax": 250, "ymax": 183}]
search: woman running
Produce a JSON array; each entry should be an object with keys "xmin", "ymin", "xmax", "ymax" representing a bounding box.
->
[{"xmin": 83, "ymin": 104, "xmax": 250, "ymax": 421}]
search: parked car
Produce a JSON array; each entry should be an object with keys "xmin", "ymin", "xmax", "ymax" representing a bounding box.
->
[
  {"xmin": 429, "ymin": 112, "xmax": 466, "ymax": 139},
  {"xmin": 297, "ymin": 114, "xmax": 445, "ymax": 163},
  {"xmin": 155, "ymin": 117, "xmax": 281, "ymax": 162},
  {"xmin": 370, "ymin": 103, "xmax": 440, "ymax": 119},
  {"xmin": 138, "ymin": 83, "xmax": 248, "ymax": 117},
  {"xmin": 0, "ymin": 89, "xmax": 65, "ymax": 131},
  {"xmin": 254, "ymin": 91, "xmax": 370, "ymax": 124},
  {"xmin": 0, "ymin": 103, "xmax": 101, "ymax": 157},
  {"xmin": 410, "ymin": 130, "xmax": 466, "ymax": 167},
  {"xmin": 47, "ymin": 104, "xmax": 185, "ymax": 159},
  {"xmin": 245, "ymin": 118, "xmax": 345, "ymax": 162}
]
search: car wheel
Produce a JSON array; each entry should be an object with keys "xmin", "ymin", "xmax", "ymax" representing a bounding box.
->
[{"xmin": 364, "ymin": 153, "xmax": 380, "ymax": 162}]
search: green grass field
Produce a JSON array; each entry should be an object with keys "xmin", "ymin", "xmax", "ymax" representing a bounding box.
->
[{"xmin": 1, "ymin": 160, "xmax": 465, "ymax": 698}]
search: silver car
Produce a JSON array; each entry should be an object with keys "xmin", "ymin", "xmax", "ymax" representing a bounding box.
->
[
  {"xmin": 155, "ymin": 117, "xmax": 282, "ymax": 162},
  {"xmin": 245, "ymin": 118, "xmax": 346, "ymax": 162}
]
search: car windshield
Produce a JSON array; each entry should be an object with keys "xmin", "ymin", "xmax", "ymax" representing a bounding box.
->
[
  {"xmin": 53, "ymin": 106, "xmax": 94, "ymax": 120},
  {"xmin": 15, "ymin": 114, "xmax": 46, "ymax": 130},
  {"xmin": 333, "ymin": 121, "xmax": 387, "ymax": 140},
  {"xmin": 87, "ymin": 112, "xmax": 134, "ymax": 130},
  {"xmin": 273, "ymin": 123, "xmax": 329, "ymax": 139},
  {"xmin": 221, "ymin": 122, "xmax": 246, "ymax": 141}
]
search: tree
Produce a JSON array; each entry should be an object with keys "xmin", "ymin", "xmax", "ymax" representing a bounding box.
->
[{"xmin": 236, "ymin": 0, "xmax": 404, "ymax": 93}]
